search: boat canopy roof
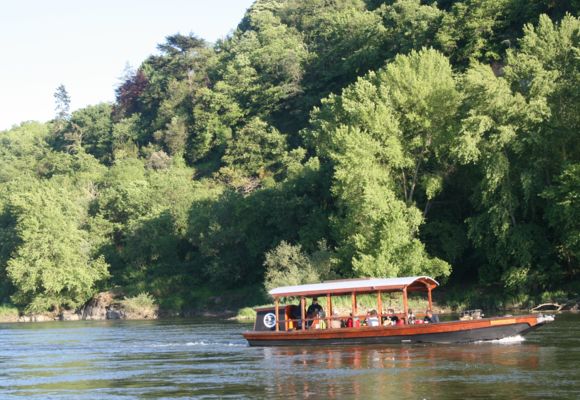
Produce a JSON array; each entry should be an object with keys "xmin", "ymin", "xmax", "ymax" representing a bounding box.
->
[{"xmin": 269, "ymin": 276, "xmax": 438, "ymax": 298}]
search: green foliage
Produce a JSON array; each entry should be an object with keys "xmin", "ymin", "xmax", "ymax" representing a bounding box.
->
[
  {"xmin": 120, "ymin": 292, "xmax": 157, "ymax": 314},
  {"xmin": 0, "ymin": 304, "xmax": 19, "ymax": 320},
  {"xmin": 306, "ymin": 48, "xmax": 455, "ymax": 279},
  {"xmin": 437, "ymin": 0, "xmax": 511, "ymax": 64},
  {"xmin": 222, "ymin": 117, "xmax": 288, "ymax": 178},
  {"xmin": 264, "ymin": 241, "xmax": 320, "ymax": 292},
  {"xmin": 111, "ymin": 115, "xmax": 141, "ymax": 160},
  {"xmin": 69, "ymin": 103, "xmax": 114, "ymax": 162},
  {"xmin": 0, "ymin": 122, "xmax": 51, "ymax": 182},
  {"xmin": 54, "ymin": 84, "xmax": 71, "ymax": 121},
  {"xmin": 542, "ymin": 164, "xmax": 580, "ymax": 271},
  {"xmin": 1, "ymin": 3, "xmax": 579, "ymax": 313},
  {"xmin": 377, "ymin": 0, "xmax": 444, "ymax": 58},
  {"xmin": 235, "ymin": 306, "xmax": 257, "ymax": 320},
  {"xmin": 455, "ymin": 14, "xmax": 580, "ymax": 293},
  {"xmin": 5, "ymin": 178, "xmax": 109, "ymax": 313}
]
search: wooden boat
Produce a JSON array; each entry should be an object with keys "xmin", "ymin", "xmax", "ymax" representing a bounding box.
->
[{"xmin": 243, "ymin": 276, "xmax": 554, "ymax": 346}]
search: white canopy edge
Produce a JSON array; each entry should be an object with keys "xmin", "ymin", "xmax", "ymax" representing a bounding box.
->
[{"xmin": 269, "ymin": 276, "xmax": 439, "ymax": 297}]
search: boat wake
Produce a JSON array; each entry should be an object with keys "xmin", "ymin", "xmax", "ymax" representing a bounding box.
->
[
  {"xmin": 485, "ymin": 335, "xmax": 526, "ymax": 344},
  {"xmin": 150, "ymin": 341, "xmax": 246, "ymax": 348},
  {"xmin": 186, "ymin": 341, "xmax": 246, "ymax": 347},
  {"xmin": 537, "ymin": 314, "xmax": 556, "ymax": 323}
]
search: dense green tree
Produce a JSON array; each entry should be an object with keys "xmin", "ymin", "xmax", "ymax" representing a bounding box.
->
[
  {"xmin": 4, "ymin": 178, "xmax": 109, "ymax": 312},
  {"xmin": 542, "ymin": 164, "xmax": 580, "ymax": 278},
  {"xmin": 263, "ymin": 241, "xmax": 321, "ymax": 291},
  {"xmin": 305, "ymin": 48, "xmax": 455, "ymax": 279},
  {"xmin": 308, "ymin": 48, "xmax": 460, "ymax": 213},
  {"xmin": 437, "ymin": 0, "xmax": 512, "ymax": 64},
  {"xmin": 65, "ymin": 103, "xmax": 114, "ymax": 162},
  {"xmin": 222, "ymin": 117, "xmax": 288, "ymax": 178},
  {"xmin": 376, "ymin": 0, "xmax": 444, "ymax": 59},
  {"xmin": 454, "ymin": 14, "xmax": 580, "ymax": 293},
  {"xmin": 0, "ymin": 122, "xmax": 51, "ymax": 182},
  {"xmin": 111, "ymin": 114, "xmax": 141, "ymax": 160}
]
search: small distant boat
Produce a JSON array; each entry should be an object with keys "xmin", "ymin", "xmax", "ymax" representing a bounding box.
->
[{"xmin": 243, "ymin": 276, "xmax": 554, "ymax": 346}]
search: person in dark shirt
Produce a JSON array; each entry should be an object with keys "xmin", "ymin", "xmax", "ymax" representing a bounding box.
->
[
  {"xmin": 307, "ymin": 297, "xmax": 323, "ymax": 316},
  {"xmin": 306, "ymin": 298, "xmax": 323, "ymax": 328},
  {"xmin": 424, "ymin": 309, "xmax": 440, "ymax": 323}
]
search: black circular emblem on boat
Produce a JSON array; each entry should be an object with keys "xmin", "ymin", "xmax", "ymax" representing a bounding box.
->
[{"xmin": 263, "ymin": 313, "xmax": 276, "ymax": 328}]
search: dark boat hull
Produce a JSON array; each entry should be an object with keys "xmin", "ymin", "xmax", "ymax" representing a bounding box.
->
[{"xmin": 244, "ymin": 315, "xmax": 546, "ymax": 346}]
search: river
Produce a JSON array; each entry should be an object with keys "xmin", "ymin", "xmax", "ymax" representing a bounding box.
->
[{"xmin": 1, "ymin": 313, "xmax": 578, "ymax": 399}]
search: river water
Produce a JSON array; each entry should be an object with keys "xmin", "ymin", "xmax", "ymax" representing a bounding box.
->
[{"xmin": 0, "ymin": 313, "xmax": 578, "ymax": 399}]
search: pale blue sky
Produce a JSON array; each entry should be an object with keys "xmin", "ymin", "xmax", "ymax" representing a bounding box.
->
[{"xmin": 0, "ymin": 0, "xmax": 255, "ymax": 131}]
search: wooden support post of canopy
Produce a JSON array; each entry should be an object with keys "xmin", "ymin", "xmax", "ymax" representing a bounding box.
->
[
  {"xmin": 427, "ymin": 287, "xmax": 433, "ymax": 311},
  {"xmin": 275, "ymin": 297, "xmax": 279, "ymax": 332},
  {"xmin": 352, "ymin": 292, "xmax": 357, "ymax": 320},
  {"xmin": 377, "ymin": 290, "xmax": 383, "ymax": 322},
  {"xmin": 402, "ymin": 287, "xmax": 409, "ymax": 323},
  {"xmin": 326, "ymin": 293, "xmax": 331, "ymax": 329},
  {"xmin": 301, "ymin": 297, "xmax": 306, "ymax": 330}
]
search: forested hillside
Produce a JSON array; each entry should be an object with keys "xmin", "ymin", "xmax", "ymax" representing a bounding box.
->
[{"xmin": 1, "ymin": 0, "xmax": 578, "ymax": 314}]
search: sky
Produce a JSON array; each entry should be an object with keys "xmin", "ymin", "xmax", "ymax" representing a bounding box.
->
[{"xmin": 0, "ymin": 0, "xmax": 255, "ymax": 131}]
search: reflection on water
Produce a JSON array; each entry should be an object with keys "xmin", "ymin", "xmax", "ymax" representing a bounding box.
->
[
  {"xmin": 263, "ymin": 344, "xmax": 540, "ymax": 398},
  {"xmin": 262, "ymin": 343, "xmax": 545, "ymax": 399},
  {"xmin": 0, "ymin": 314, "xmax": 579, "ymax": 399}
]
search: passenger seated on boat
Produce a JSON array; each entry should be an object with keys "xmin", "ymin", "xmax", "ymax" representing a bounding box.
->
[
  {"xmin": 316, "ymin": 310, "xmax": 327, "ymax": 329},
  {"xmin": 308, "ymin": 309, "xmax": 327, "ymax": 329},
  {"xmin": 345, "ymin": 313, "xmax": 361, "ymax": 327},
  {"xmin": 366, "ymin": 309, "xmax": 380, "ymax": 327},
  {"xmin": 346, "ymin": 314, "xmax": 353, "ymax": 328},
  {"xmin": 384, "ymin": 309, "xmax": 399, "ymax": 326},
  {"xmin": 330, "ymin": 313, "xmax": 342, "ymax": 329},
  {"xmin": 423, "ymin": 309, "xmax": 439, "ymax": 323},
  {"xmin": 407, "ymin": 309, "xmax": 416, "ymax": 324}
]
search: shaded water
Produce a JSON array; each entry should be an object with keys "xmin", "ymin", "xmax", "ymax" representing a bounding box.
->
[{"xmin": 0, "ymin": 313, "xmax": 578, "ymax": 399}]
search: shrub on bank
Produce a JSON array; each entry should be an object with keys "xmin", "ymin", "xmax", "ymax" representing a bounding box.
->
[
  {"xmin": 0, "ymin": 304, "xmax": 19, "ymax": 322},
  {"xmin": 235, "ymin": 307, "xmax": 257, "ymax": 320},
  {"xmin": 120, "ymin": 293, "xmax": 158, "ymax": 319}
]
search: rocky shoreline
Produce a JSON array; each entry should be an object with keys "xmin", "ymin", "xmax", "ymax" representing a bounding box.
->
[
  {"xmin": 3, "ymin": 293, "xmax": 577, "ymax": 324},
  {"xmin": 2, "ymin": 290, "xmax": 159, "ymax": 323}
]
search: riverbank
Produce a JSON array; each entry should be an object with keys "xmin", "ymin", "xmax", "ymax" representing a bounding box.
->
[
  {"xmin": 0, "ymin": 291, "xmax": 159, "ymax": 324},
  {"xmin": 2, "ymin": 286, "xmax": 578, "ymax": 324}
]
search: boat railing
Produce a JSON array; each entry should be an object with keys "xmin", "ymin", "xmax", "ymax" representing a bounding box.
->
[{"xmin": 269, "ymin": 312, "xmax": 437, "ymax": 331}]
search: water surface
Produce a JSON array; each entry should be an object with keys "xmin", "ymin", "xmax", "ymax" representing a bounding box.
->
[{"xmin": 1, "ymin": 313, "xmax": 578, "ymax": 399}]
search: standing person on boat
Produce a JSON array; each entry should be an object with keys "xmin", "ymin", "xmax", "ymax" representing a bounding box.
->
[
  {"xmin": 307, "ymin": 297, "xmax": 323, "ymax": 316},
  {"xmin": 306, "ymin": 297, "xmax": 323, "ymax": 327}
]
